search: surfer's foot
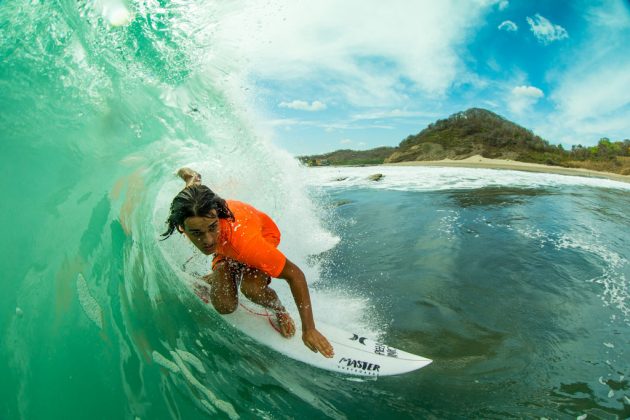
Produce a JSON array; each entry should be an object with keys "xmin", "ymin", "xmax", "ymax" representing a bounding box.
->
[
  {"xmin": 177, "ymin": 167, "xmax": 202, "ymax": 187},
  {"xmin": 276, "ymin": 311, "xmax": 296, "ymax": 338}
]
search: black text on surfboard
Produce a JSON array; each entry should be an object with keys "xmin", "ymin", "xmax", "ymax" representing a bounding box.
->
[
  {"xmin": 338, "ymin": 358, "xmax": 381, "ymax": 375},
  {"xmin": 375, "ymin": 343, "xmax": 398, "ymax": 358}
]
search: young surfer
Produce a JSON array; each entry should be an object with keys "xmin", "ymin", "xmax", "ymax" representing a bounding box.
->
[{"xmin": 163, "ymin": 168, "xmax": 334, "ymax": 358}]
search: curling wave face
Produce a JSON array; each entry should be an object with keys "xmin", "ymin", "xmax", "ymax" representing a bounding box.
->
[{"xmin": 1, "ymin": 0, "xmax": 349, "ymax": 418}]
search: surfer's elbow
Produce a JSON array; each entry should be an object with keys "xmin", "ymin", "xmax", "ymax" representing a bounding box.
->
[{"xmin": 279, "ymin": 259, "xmax": 305, "ymax": 284}]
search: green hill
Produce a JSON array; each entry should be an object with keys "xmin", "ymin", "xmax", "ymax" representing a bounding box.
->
[
  {"xmin": 299, "ymin": 146, "xmax": 395, "ymax": 166},
  {"xmin": 299, "ymin": 108, "xmax": 630, "ymax": 175},
  {"xmin": 388, "ymin": 108, "xmax": 558, "ymax": 163}
]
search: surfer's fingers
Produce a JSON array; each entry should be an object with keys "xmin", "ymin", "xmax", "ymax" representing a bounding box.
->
[
  {"xmin": 312, "ymin": 340, "xmax": 332, "ymax": 356},
  {"xmin": 315, "ymin": 339, "xmax": 334, "ymax": 357}
]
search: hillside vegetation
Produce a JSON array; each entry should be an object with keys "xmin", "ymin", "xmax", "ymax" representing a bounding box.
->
[
  {"xmin": 300, "ymin": 108, "xmax": 630, "ymax": 175},
  {"xmin": 300, "ymin": 147, "xmax": 395, "ymax": 166}
]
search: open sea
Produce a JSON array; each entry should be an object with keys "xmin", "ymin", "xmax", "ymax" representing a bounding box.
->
[{"xmin": 2, "ymin": 1, "xmax": 629, "ymax": 419}]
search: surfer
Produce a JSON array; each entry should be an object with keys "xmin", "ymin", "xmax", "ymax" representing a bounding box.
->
[{"xmin": 162, "ymin": 168, "xmax": 334, "ymax": 358}]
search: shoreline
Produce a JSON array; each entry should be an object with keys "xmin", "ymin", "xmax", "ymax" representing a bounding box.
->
[{"xmin": 381, "ymin": 155, "xmax": 630, "ymax": 184}]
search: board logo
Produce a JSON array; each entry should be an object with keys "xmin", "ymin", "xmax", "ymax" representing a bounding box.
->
[
  {"xmin": 350, "ymin": 333, "xmax": 368, "ymax": 345},
  {"xmin": 338, "ymin": 358, "xmax": 381, "ymax": 372},
  {"xmin": 375, "ymin": 343, "xmax": 398, "ymax": 358}
]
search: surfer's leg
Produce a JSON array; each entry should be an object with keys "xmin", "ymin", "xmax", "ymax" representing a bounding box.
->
[
  {"xmin": 177, "ymin": 167, "xmax": 202, "ymax": 187},
  {"xmin": 204, "ymin": 260, "xmax": 239, "ymax": 314},
  {"xmin": 240, "ymin": 267, "xmax": 296, "ymax": 337}
]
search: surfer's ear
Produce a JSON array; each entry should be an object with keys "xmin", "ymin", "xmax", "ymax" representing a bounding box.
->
[{"xmin": 177, "ymin": 225, "xmax": 185, "ymax": 233}]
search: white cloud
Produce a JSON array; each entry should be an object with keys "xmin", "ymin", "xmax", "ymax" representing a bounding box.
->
[
  {"xmin": 531, "ymin": 2, "xmax": 630, "ymax": 146},
  {"xmin": 508, "ymin": 85, "xmax": 544, "ymax": 114},
  {"xmin": 217, "ymin": 0, "xmax": 496, "ymax": 107},
  {"xmin": 512, "ymin": 85, "xmax": 544, "ymax": 98},
  {"xmin": 498, "ymin": 1, "xmax": 509, "ymax": 11},
  {"xmin": 585, "ymin": 0, "xmax": 630, "ymax": 29},
  {"xmin": 526, "ymin": 14, "xmax": 569, "ymax": 44},
  {"xmin": 340, "ymin": 138, "xmax": 353, "ymax": 145},
  {"xmin": 545, "ymin": 64, "xmax": 630, "ymax": 144},
  {"xmin": 350, "ymin": 109, "xmax": 439, "ymax": 122},
  {"xmin": 498, "ymin": 20, "xmax": 518, "ymax": 32},
  {"xmin": 278, "ymin": 100, "xmax": 327, "ymax": 111}
]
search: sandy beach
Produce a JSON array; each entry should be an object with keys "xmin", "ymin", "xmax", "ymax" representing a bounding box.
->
[{"xmin": 383, "ymin": 155, "xmax": 630, "ymax": 184}]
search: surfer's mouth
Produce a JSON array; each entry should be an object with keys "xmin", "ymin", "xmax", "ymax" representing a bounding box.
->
[{"xmin": 202, "ymin": 245, "xmax": 215, "ymax": 253}]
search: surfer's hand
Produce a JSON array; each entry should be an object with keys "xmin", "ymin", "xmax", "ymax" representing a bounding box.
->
[{"xmin": 302, "ymin": 328, "xmax": 334, "ymax": 358}]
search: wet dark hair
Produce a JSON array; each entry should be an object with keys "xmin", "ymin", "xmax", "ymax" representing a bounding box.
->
[{"xmin": 161, "ymin": 185, "xmax": 234, "ymax": 239}]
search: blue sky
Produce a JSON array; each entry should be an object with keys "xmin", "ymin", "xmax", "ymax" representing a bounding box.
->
[{"xmin": 219, "ymin": 0, "xmax": 630, "ymax": 155}]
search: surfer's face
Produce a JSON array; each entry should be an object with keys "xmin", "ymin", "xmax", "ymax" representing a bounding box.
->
[{"xmin": 182, "ymin": 211, "xmax": 220, "ymax": 255}]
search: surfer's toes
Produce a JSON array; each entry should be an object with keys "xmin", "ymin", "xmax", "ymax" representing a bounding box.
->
[{"xmin": 276, "ymin": 312, "xmax": 295, "ymax": 338}]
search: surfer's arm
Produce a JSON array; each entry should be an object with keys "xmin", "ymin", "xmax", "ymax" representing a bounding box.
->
[{"xmin": 279, "ymin": 259, "xmax": 334, "ymax": 358}]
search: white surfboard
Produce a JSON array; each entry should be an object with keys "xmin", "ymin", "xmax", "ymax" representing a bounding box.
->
[{"xmin": 223, "ymin": 302, "xmax": 432, "ymax": 377}]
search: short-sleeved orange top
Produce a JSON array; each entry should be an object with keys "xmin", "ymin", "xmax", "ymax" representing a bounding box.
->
[{"xmin": 212, "ymin": 200, "xmax": 287, "ymax": 278}]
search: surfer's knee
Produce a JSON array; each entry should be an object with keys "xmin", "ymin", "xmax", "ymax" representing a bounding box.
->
[{"xmin": 213, "ymin": 299, "xmax": 237, "ymax": 314}]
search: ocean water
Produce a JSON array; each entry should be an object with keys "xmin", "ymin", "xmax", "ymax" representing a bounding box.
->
[{"xmin": 1, "ymin": 1, "xmax": 630, "ymax": 419}]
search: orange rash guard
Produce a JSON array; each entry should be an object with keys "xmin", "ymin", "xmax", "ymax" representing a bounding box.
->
[{"xmin": 212, "ymin": 200, "xmax": 287, "ymax": 278}]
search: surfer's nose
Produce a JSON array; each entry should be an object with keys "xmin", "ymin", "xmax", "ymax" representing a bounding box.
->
[{"xmin": 201, "ymin": 232, "xmax": 215, "ymax": 248}]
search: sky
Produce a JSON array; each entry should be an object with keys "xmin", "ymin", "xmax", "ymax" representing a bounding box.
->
[{"xmin": 218, "ymin": 0, "xmax": 630, "ymax": 156}]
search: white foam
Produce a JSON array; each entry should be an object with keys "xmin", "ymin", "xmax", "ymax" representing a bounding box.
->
[
  {"xmin": 76, "ymin": 273, "xmax": 103, "ymax": 330},
  {"xmin": 151, "ymin": 351, "xmax": 180, "ymax": 373},
  {"xmin": 515, "ymin": 227, "xmax": 630, "ymax": 322},
  {"xmin": 92, "ymin": 0, "xmax": 132, "ymax": 26},
  {"xmin": 306, "ymin": 166, "xmax": 630, "ymax": 191},
  {"xmin": 200, "ymin": 400, "xmax": 218, "ymax": 415},
  {"xmin": 176, "ymin": 349, "xmax": 206, "ymax": 374}
]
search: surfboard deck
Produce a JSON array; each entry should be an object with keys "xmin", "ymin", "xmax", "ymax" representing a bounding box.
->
[{"xmin": 223, "ymin": 302, "xmax": 432, "ymax": 377}]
